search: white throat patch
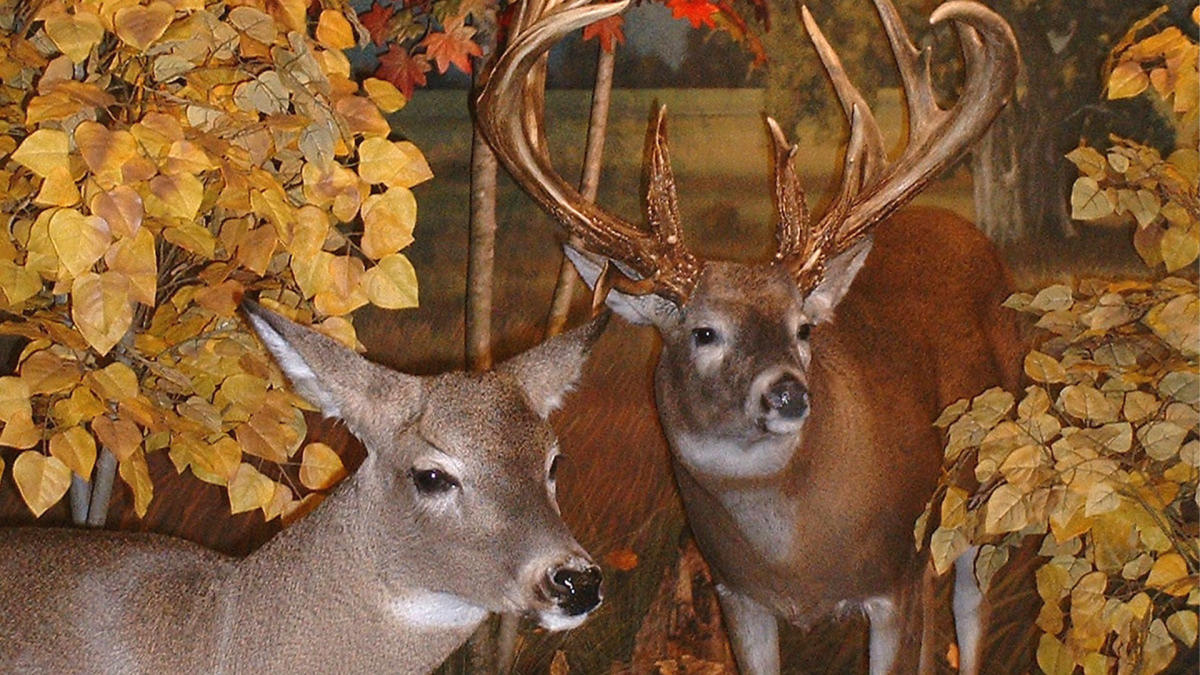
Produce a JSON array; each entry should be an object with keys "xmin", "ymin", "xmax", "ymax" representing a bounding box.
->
[
  {"xmin": 673, "ymin": 431, "xmax": 797, "ymax": 480},
  {"xmin": 389, "ymin": 591, "xmax": 488, "ymax": 630}
]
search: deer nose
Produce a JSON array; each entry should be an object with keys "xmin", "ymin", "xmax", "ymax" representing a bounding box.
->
[
  {"xmin": 762, "ymin": 376, "xmax": 808, "ymax": 419},
  {"xmin": 546, "ymin": 564, "xmax": 603, "ymax": 616}
]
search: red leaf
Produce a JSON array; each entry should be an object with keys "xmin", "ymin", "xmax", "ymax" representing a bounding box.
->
[
  {"xmin": 375, "ymin": 45, "xmax": 431, "ymax": 98},
  {"xmin": 421, "ymin": 18, "xmax": 483, "ymax": 75},
  {"xmin": 582, "ymin": 14, "xmax": 625, "ymax": 53},
  {"xmin": 667, "ymin": 0, "xmax": 718, "ymax": 28},
  {"xmin": 358, "ymin": 1, "xmax": 395, "ymax": 46}
]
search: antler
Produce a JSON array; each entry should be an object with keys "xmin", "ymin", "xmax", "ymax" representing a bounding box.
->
[
  {"xmin": 773, "ymin": 0, "xmax": 1020, "ymax": 291},
  {"xmin": 475, "ymin": 0, "xmax": 701, "ymax": 305}
]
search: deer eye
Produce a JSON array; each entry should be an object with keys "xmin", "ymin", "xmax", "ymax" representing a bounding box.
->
[
  {"xmin": 548, "ymin": 455, "xmax": 562, "ymax": 482},
  {"xmin": 796, "ymin": 324, "xmax": 813, "ymax": 341},
  {"xmin": 691, "ymin": 327, "xmax": 719, "ymax": 347},
  {"xmin": 409, "ymin": 468, "xmax": 460, "ymax": 495}
]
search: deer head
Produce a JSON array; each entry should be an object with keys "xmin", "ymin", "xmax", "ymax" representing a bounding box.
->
[
  {"xmin": 475, "ymin": 0, "xmax": 1019, "ymax": 469},
  {"xmin": 243, "ymin": 302, "xmax": 607, "ymax": 629}
]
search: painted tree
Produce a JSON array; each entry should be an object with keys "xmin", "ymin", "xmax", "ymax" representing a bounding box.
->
[{"xmin": 0, "ymin": 0, "xmax": 430, "ymax": 523}]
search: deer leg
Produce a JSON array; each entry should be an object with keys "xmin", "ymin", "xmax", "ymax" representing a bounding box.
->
[
  {"xmin": 715, "ymin": 584, "xmax": 780, "ymax": 675},
  {"xmin": 863, "ymin": 594, "xmax": 900, "ymax": 675},
  {"xmin": 952, "ymin": 546, "xmax": 983, "ymax": 675}
]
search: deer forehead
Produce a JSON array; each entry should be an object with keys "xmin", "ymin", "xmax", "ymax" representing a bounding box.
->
[
  {"xmin": 415, "ymin": 372, "xmax": 554, "ymax": 464},
  {"xmin": 689, "ymin": 262, "xmax": 804, "ymax": 315}
]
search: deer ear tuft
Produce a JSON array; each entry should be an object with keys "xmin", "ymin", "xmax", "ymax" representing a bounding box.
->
[{"xmin": 498, "ymin": 313, "xmax": 609, "ymax": 419}]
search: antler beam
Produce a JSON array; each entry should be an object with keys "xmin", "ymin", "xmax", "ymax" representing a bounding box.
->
[{"xmin": 475, "ymin": 0, "xmax": 701, "ymax": 305}]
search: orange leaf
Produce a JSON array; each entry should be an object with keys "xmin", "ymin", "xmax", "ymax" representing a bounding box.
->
[
  {"xmin": 92, "ymin": 415, "xmax": 143, "ymax": 462},
  {"xmin": 316, "ymin": 9, "xmax": 355, "ymax": 49},
  {"xmin": 44, "ymin": 10, "xmax": 104, "ymax": 63},
  {"xmin": 603, "ymin": 548, "xmax": 639, "ymax": 571},
  {"xmin": 104, "ymin": 227, "xmax": 157, "ymax": 306},
  {"xmin": 299, "ymin": 442, "xmax": 347, "ymax": 490}
]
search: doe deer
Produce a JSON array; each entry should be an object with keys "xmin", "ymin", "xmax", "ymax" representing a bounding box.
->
[
  {"xmin": 475, "ymin": 0, "xmax": 1023, "ymax": 672},
  {"xmin": 0, "ymin": 302, "xmax": 606, "ymax": 673}
]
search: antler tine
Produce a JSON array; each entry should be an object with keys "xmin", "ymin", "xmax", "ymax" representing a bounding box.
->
[
  {"xmin": 646, "ymin": 105, "xmax": 685, "ymax": 249},
  {"xmin": 475, "ymin": 0, "xmax": 701, "ymax": 305},
  {"xmin": 785, "ymin": 0, "xmax": 1018, "ymax": 287},
  {"xmin": 766, "ymin": 117, "xmax": 809, "ymax": 260},
  {"xmin": 799, "ymin": 5, "xmax": 887, "ymax": 186}
]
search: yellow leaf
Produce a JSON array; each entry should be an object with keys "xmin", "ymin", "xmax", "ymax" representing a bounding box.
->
[
  {"xmin": 360, "ymin": 187, "xmax": 417, "ymax": 259},
  {"xmin": 44, "ymin": 10, "xmax": 104, "ymax": 63},
  {"xmin": 1107, "ymin": 60, "xmax": 1150, "ymax": 99},
  {"xmin": 0, "ymin": 409, "xmax": 40, "ymax": 449},
  {"xmin": 316, "ymin": 316, "xmax": 361, "ymax": 351},
  {"xmin": 1122, "ymin": 390, "xmax": 1159, "ymax": 424},
  {"xmin": 74, "ymin": 121, "xmax": 141, "ymax": 188},
  {"xmin": 49, "ymin": 208, "xmax": 111, "ymax": 278},
  {"xmin": 161, "ymin": 224, "xmax": 215, "ymax": 261},
  {"xmin": 87, "ymin": 362, "xmax": 139, "ymax": 402},
  {"xmin": 1137, "ymin": 421, "xmax": 1187, "ymax": 461},
  {"xmin": 1145, "ymin": 296, "xmax": 1199, "ymax": 358},
  {"xmin": 0, "ymin": 376, "xmax": 31, "ymax": 422},
  {"xmin": 316, "ymin": 9, "xmax": 354, "ymax": 49},
  {"xmin": 334, "ymin": 95, "xmax": 391, "ymax": 138},
  {"xmin": 227, "ymin": 6, "xmax": 277, "ymax": 43},
  {"xmin": 0, "ymin": 260, "xmax": 43, "ymax": 306},
  {"xmin": 34, "ymin": 166, "xmax": 81, "ymax": 207},
  {"xmin": 1024, "ymin": 350, "xmax": 1067, "ymax": 384},
  {"xmin": 1143, "ymin": 618, "xmax": 1177, "ymax": 675},
  {"xmin": 13, "ymin": 451, "xmax": 71, "ymax": 517},
  {"xmin": 147, "ymin": 173, "xmax": 204, "ymax": 221},
  {"xmin": 1070, "ymin": 177, "xmax": 1115, "ymax": 221},
  {"xmin": 234, "ymin": 227, "xmax": 277, "ymax": 276},
  {"xmin": 299, "ymin": 442, "xmax": 347, "ymax": 490},
  {"xmin": 282, "ymin": 492, "xmax": 324, "ymax": 526},
  {"xmin": 113, "ymin": 1, "xmax": 174, "ymax": 51},
  {"xmin": 1036, "ymin": 633, "xmax": 1075, "ymax": 675},
  {"xmin": 984, "ymin": 483, "xmax": 1030, "ymax": 534},
  {"xmin": 193, "ymin": 435, "xmax": 242, "ymax": 486},
  {"xmin": 362, "ymin": 77, "xmax": 407, "ymax": 113},
  {"xmin": 1058, "ymin": 384, "xmax": 1119, "ymax": 424},
  {"xmin": 228, "ymin": 462, "xmax": 275, "ymax": 514},
  {"xmin": 973, "ymin": 544, "xmax": 1009, "ymax": 592},
  {"xmin": 1146, "ymin": 553, "xmax": 1194, "ymax": 596},
  {"xmin": 51, "ymin": 387, "xmax": 105, "ymax": 427},
  {"xmin": 92, "ymin": 415, "xmax": 142, "ymax": 462},
  {"xmin": 313, "ymin": 255, "xmax": 368, "ymax": 316},
  {"xmin": 1065, "ymin": 145, "xmax": 1107, "ymax": 179},
  {"xmin": 105, "ymin": 227, "xmax": 157, "ymax": 305},
  {"xmin": 90, "ymin": 185, "xmax": 145, "ymax": 238},
  {"xmin": 118, "ymin": 448, "xmax": 154, "ymax": 517},
  {"xmin": 12, "ymin": 128, "xmax": 70, "ymax": 177},
  {"xmin": 49, "ymin": 425, "xmax": 97, "ymax": 479},
  {"xmin": 1167, "ymin": 610, "xmax": 1198, "ymax": 648},
  {"xmin": 1161, "ymin": 223, "xmax": 1199, "ymax": 272},
  {"xmin": 363, "ymin": 253, "xmax": 419, "ymax": 309},
  {"xmin": 358, "ymin": 138, "xmax": 433, "ymax": 188},
  {"xmin": 262, "ymin": 480, "xmax": 294, "ymax": 521},
  {"xmin": 929, "ymin": 527, "xmax": 969, "ymax": 575},
  {"xmin": 288, "ymin": 205, "xmax": 330, "ymax": 259},
  {"xmin": 163, "ymin": 140, "xmax": 216, "ymax": 176},
  {"xmin": 71, "ymin": 271, "xmax": 134, "ymax": 356}
]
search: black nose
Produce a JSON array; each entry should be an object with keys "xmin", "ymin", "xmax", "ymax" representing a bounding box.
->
[
  {"xmin": 547, "ymin": 565, "xmax": 602, "ymax": 616},
  {"xmin": 762, "ymin": 376, "xmax": 808, "ymax": 418}
]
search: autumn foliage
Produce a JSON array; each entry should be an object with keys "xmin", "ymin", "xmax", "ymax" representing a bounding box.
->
[
  {"xmin": 0, "ymin": 0, "xmax": 431, "ymax": 519},
  {"xmin": 921, "ymin": 8, "xmax": 1199, "ymax": 673}
]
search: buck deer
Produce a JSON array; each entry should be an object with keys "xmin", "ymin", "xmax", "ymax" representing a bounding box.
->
[
  {"xmin": 0, "ymin": 302, "xmax": 606, "ymax": 673},
  {"xmin": 476, "ymin": 0, "xmax": 1022, "ymax": 672}
]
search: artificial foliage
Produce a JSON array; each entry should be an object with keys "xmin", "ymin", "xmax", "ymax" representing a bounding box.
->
[
  {"xmin": 0, "ymin": 0, "xmax": 431, "ymax": 519},
  {"xmin": 920, "ymin": 8, "xmax": 1198, "ymax": 673}
]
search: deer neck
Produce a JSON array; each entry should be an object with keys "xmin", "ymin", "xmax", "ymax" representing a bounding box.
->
[{"xmin": 222, "ymin": 459, "xmax": 486, "ymax": 671}]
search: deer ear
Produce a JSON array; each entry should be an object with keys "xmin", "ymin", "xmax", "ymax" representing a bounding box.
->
[
  {"xmin": 497, "ymin": 313, "xmax": 609, "ymax": 419},
  {"xmin": 241, "ymin": 302, "xmax": 423, "ymax": 443},
  {"xmin": 802, "ymin": 237, "xmax": 873, "ymax": 324},
  {"xmin": 564, "ymin": 246, "xmax": 681, "ymax": 328}
]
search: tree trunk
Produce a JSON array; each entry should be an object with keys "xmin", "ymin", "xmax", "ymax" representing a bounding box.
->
[
  {"xmin": 466, "ymin": 130, "xmax": 498, "ymax": 372},
  {"xmin": 546, "ymin": 46, "xmax": 617, "ymax": 337}
]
